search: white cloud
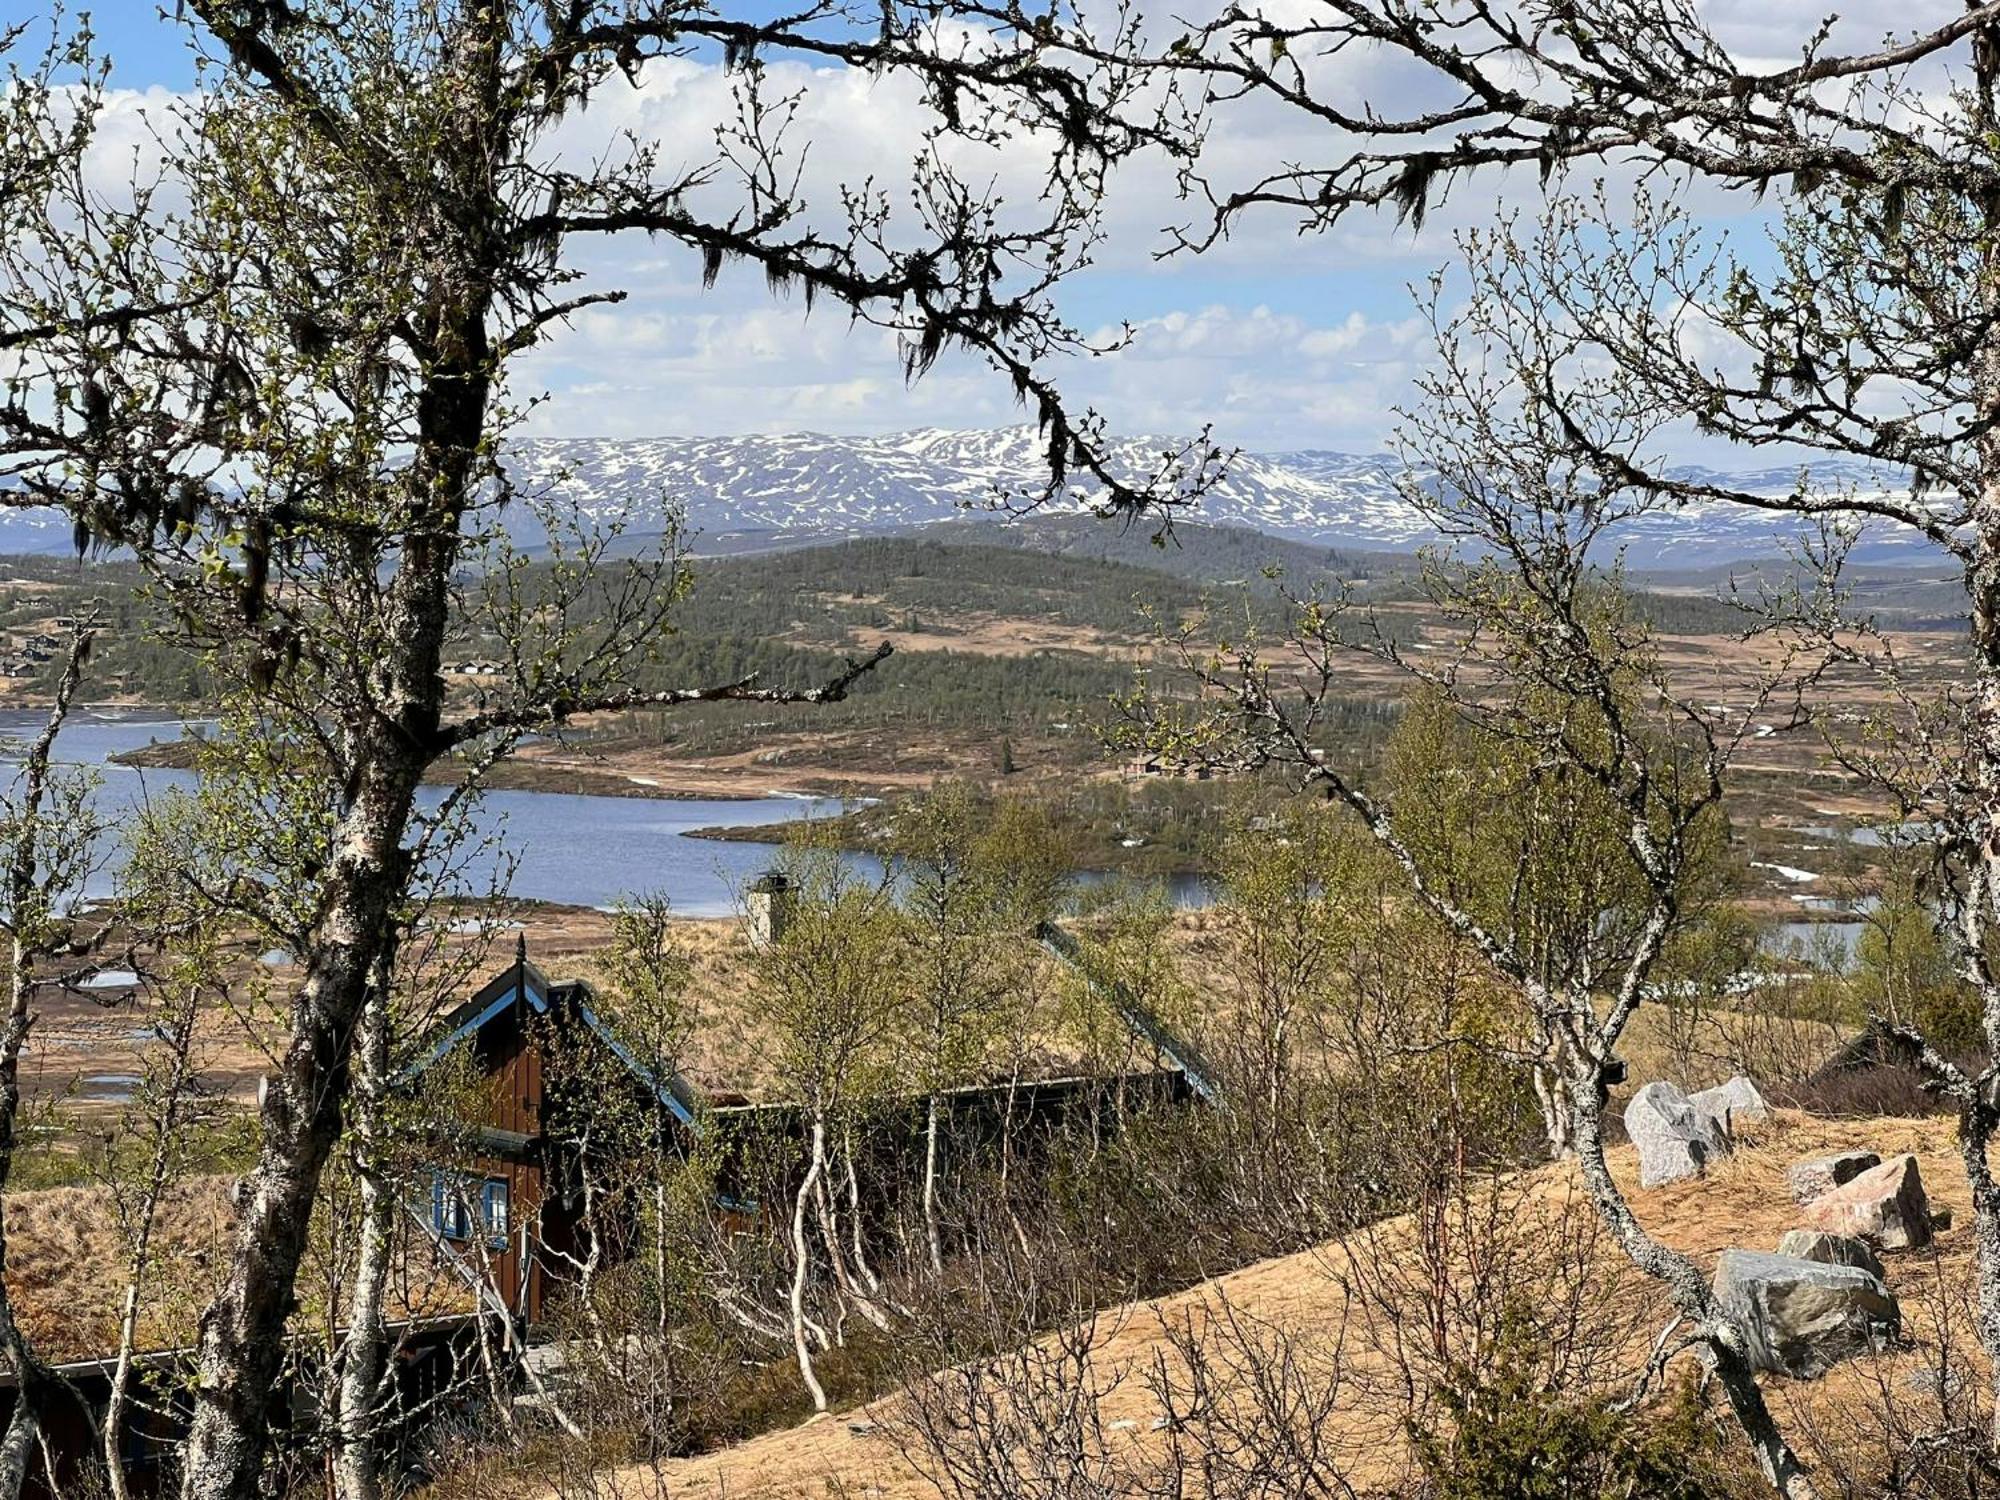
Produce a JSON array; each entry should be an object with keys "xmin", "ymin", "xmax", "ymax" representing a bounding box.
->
[
  {"xmin": 515, "ymin": 293, "xmax": 1429, "ymax": 453},
  {"xmin": 57, "ymin": 1, "xmax": 1969, "ymax": 458}
]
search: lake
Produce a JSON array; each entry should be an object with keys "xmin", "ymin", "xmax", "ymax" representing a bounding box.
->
[
  {"xmin": 0, "ymin": 709, "xmax": 856, "ymax": 917},
  {"xmin": 0, "ymin": 710, "xmax": 1217, "ymax": 918}
]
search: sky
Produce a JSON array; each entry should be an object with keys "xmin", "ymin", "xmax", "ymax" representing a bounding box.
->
[{"xmin": 59, "ymin": 4, "xmax": 1865, "ymax": 458}]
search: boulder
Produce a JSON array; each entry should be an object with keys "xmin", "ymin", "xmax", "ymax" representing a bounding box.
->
[
  {"xmin": 1775, "ymin": 1229, "xmax": 1886, "ymax": 1281},
  {"xmin": 1802, "ymin": 1154, "xmax": 1933, "ymax": 1251},
  {"xmin": 1691, "ymin": 1075, "xmax": 1769, "ymax": 1140},
  {"xmin": 1624, "ymin": 1080, "xmax": 1729, "ymax": 1188},
  {"xmin": 1788, "ymin": 1151, "xmax": 1881, "ymax": 1205},
  {"xmin": 1713, "ymin": 1249, "xmax": 1901, "ymax": 1378}
]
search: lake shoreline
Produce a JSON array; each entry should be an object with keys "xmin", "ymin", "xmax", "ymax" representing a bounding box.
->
[
  {"xmin": 107, "ymin": 737, "xmax": 814, "ymax": 804},
  {"xmin": 22, "ymin": 709, "xmax": 848, "ymax": 914},
  {"xmin": 684, "ymin": 811, "xmax": 1215, "ymax": 883}
]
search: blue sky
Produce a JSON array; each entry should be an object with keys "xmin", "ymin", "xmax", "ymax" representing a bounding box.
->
[{"xmin": 65, "ymin": 5, "xmax": 1794, "ymax": 456}]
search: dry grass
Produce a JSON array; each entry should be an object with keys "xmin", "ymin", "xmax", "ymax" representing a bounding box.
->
[
  {"xmin": 9, "ymin": 1177, "xmax": 236, "ymax": 1363},
  {"xmin": 11, "ymin": 1175, "xmax": 483, "ymax": 1366},
  {"xmin": 556, "ymin": 1111, "xmax": 1976, "ymax": 1500},
  {"xmin": 557, "ymin": 919, "xmax": 1141, "ymax": 1105}
]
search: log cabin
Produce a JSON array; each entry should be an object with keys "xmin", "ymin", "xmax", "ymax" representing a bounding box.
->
[
  {"xmin": 401, "ymin": 943, "xmax": 704, "ymax": 1326},
  {"xmin": 403, "ymin": 930, "xmax": 1203, "ymax": 1334}
]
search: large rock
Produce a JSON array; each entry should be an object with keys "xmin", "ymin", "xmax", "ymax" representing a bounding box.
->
[
  {"xmin": 1713, "ymin": 1249, "xmax": 1901, "ymax": 1378},
  {"xmin": 1625, "ymin": 1081, "xmax": 1730, "ymax": 1188},
  {"xmin": 1691, "ymin": 1076, "xmax": 1768, "ymax": 1140},
  {"xmin": 1802, "ymin": 1154, "xmax": 1933, "ymax": 1251},
  {"xmin": 1776, "ymin": 1229, "xmax": 1886, "ymax": 1281},
  {"xmin": 1788, "ymin": 1151, "xmax": 1881, "ymax": 1205}
]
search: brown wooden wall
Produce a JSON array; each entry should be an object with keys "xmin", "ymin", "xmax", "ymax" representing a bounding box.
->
[
  {"xmin": 444, "ymin": 997, "xmax": 552, "ymax": 1322},
  {"xmin": 475, "ymin": 999, "xmax": 543, "ymax": 1135}
]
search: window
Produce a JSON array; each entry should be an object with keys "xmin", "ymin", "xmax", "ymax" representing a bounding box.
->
[
  {"xmin": 430, "ymin": 1173, "xmax": 472, "ymax": 1241},
  {"xmin": 430, "ymin": 1172, "xmax": 510, "ymax": 1250},
  {"xmin": 481, "ymin": 1177, "xmax": 511, "ymax": 1250}
]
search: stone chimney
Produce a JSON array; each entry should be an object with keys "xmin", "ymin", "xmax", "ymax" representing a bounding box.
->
[{"xmin": 745, "ymin": 871, "xmax": 795, "ymax": 950}]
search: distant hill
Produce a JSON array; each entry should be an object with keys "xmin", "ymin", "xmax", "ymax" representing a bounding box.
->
[{"xmin": 899, "ymin": 514, "xmax": 1408, "ymax": 589}]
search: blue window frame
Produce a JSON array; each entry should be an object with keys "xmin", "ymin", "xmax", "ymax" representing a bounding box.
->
[
  {"xmin": 430, "ymin": 1172, "xmax": 510, "ymax": 1250},
  {"xmin": 430, "ymin": 1172, "xmax": 470, "ymax": 1240},
  {"xmin": 481, "ymin": 1177, "xmax": 510, "ymax": 1250}
]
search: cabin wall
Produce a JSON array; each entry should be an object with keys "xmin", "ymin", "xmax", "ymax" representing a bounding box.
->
[
  {"xmin": 451, "ymin": 1150, "xmax": 546, "ymax": 1322},
  {"xmin": 1, "ymin": 1378, "xmax": 120, "ymax": 1499},
  {"xmin": 475, "ymin": 1000, "xmax": 544, "ymax": 1136},
  {"xmin": 439, "ymin": 998, "xmax": 551, "ymax": 1322},
  {"xmin": 705, "ymin": 1069, "xmax": 1191, "ymax": 1226},
  {"xmin": 427, "ymin": 965, "xmax": 1202, "ymax": 1333}
]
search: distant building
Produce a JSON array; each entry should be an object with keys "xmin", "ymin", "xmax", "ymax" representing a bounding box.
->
[
  {"xmin": 1123, "ymin": 754, "xmax": 1213, "ymax": 781},
  {"xmin": 744, "ymin": 871, "xmax": 795, "ymax": 949}
]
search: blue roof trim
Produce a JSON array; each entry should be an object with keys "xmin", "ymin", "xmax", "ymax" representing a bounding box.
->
[
  {"xmin": 403, "ymin": 960, "xmax": 708, "ymax": 1130},
  {"xmin": 404, "ymin": 973, "xmax": 549, "ymax": 1080},
  {"xmin": 574, "ymin": 1001, "xmax": 702, "ymax": 1129}
]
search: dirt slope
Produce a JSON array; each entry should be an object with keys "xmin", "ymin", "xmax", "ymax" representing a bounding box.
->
[{"xmin": 593, "ymin": 1111, "xmax": 1976, "ymax": 1500}]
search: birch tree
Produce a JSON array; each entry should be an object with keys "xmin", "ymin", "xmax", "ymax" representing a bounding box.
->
[
  {"xmin": 750, "ymin": 851, "xmax": 904, "ymax": 1411},
  {"xmin": 88, "ymin": 848, "xmax": 223, "ymax": 1500},
  {"xmin": 1105, "ymin": 0, "xmax": 2000, "ymax": 1462},
  {"xmin": 0, "ymin": 619, "xmax": 106, "ymax": 1499},
  {"xmin": 893, "ymin": 783, "xmax": 1024, "ymax": 1276},
  {"xmin": 1120, "ymin": 261, "xmax": 1823, "ymax": 1493},
  {"xmin": 0, "ymin": 4, "xmax": 1211, "ymax": 1493}
]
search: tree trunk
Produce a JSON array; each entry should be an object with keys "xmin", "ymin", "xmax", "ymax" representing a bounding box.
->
[
  {"xmin": 0, "ymin": 645, "xmax": 86, "ymax": 1500},
  {"xmin": 922, "ymin": 1094, "xmax": 944, "ymax": 1276},
  {"xmin": 180, "ymin": 749, "xmax": 430, "ymax": 1497},
  {"xmin": 842, "ymin": 1125, "xmax": 884, "ymax": 1298},
  {"xmin": 181, "ymin": 393, "xmax": 485, "ymax": 1498},
  {"xmin": 104, "ymin": 1263, "xmax": 147, "ymax": 1500},
  {"xmin": 1565, "ymin": 1066, "xmax": 1816, "ymax": 1499},
  {"xmin": 180, "ymin": 114, "xmax": 497, "ymax": 1484},
  {"xmin": 0, "ymin": 1400, "xmax": 35, "ymax": 1500},
  {"xmin": 0, "ymin": 933, "xmax": 47, "ymax": 1500},
  {"xmin": 1532, "ymin": 1051, "xmax": 1574, "ymax": 1160},
  {"xmin": 334, "ymin": 980, "xmax": 395, "ymax": 1500},
  {"xmin": 1951, "ymin": 1097, "xmax": 2000, "ymax": 1450},
  {"xmin": 791, "ymin": 1113, "xmax": 830, "ymax": 1412},
  {"xmin": 1000, "ymin": 1069, "xmax": 1032, "ymax": 1258},
  {"xmin": 1966, "ymin": 2, "xmax": 2000, "ymax": 1451},
  {"xmin": 106, "ymin": 998, "xmax": 197, "ymax": 1500},
  {"xmin": 810, "ymin": 1149, "xmax": 890, "ymax": 1338}
]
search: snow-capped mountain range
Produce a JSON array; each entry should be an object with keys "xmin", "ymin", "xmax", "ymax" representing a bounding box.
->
[
  {"xmin": 502, "ymin": 428, "xmax": 1435, "ymax": 551},
  {"xmin": 0, "ymin": 427, "xmax": 1945, "ymax": 568},
  {"xmin": 495, "ymin": 428, "xmax": 1938, "ymax": 568},
  {"xmin": 496, "ymin": 428, "xmax": 1936, "ymax": 568}
]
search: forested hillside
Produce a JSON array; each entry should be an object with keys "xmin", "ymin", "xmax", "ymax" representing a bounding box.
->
[{"xmin": 2, "ymin": 538, "xmax": 1958, "ymax": 799}]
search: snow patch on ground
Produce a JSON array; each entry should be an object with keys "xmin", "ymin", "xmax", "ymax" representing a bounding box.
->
[{"xmin": 1752, "ymin": 862, "xmax": 1819, "ymax": 884}]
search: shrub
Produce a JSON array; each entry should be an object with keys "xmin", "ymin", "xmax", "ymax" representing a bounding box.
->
[{"xmin": 1410, "ymin": 1314, "xmax": 1742, "ymax": 1500}]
